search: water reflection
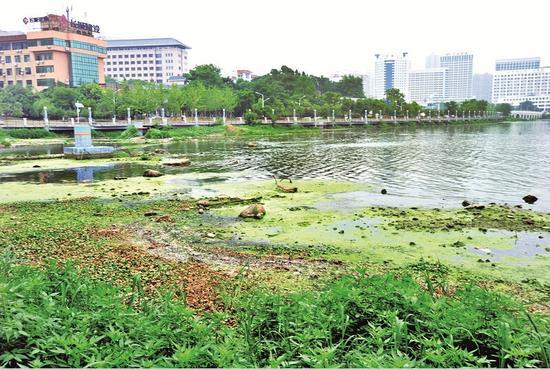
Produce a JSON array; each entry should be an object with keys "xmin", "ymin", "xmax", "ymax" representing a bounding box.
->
[{"xmin": 1, "ymin": 121, "xmax": 549, "ymax": 210}]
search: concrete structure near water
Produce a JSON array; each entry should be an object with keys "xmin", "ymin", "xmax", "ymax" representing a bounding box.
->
[{"xmin": 63, "ymin": 124, "xmax": 114, "ymax": 159}]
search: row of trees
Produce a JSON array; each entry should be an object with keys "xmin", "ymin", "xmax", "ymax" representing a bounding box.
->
[{"xmin": 0, "ymin": 64, "xmax": 515, "ymax": 120}]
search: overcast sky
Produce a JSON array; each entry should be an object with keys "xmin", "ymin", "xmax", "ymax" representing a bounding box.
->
[{"xmin": 2, "ymin": 0, "xmax": 548, "ymax": 77}]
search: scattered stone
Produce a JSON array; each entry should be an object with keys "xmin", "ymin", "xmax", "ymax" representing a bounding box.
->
[
  {"xmin": 197, "ymin": 199, "xmax": 210, "ymax": 207},
  {"xmin": 461, "ymin": 200, "xmax": 471, "ymax": 207},
  {"xmin": 465, "ymin": 204, "xmax": 485, "ymax": 210},
  {"xmin": 206, "ymin": 232, "xmax": 216, "ymax": 239},
  {"xmin": 409, "ymin": 241, "xmax": 416, "ymax": 246},
  {"xmin": 143, "ymin": 169, "xmax": 162, "ymax": 177},
  {"xmin": 198, "ymin": 208, "xmax": 204, "ymax": 214},
  {"xmin": 156, "ymin": 215, "xmax": 173, "ymax": 222},
  {"xmin": 247, "ymin": 142, "xmax": 257, "ymax": 148},
  {"xmin": 522, "ymin": 194, "xmax": 538, "ymax": 204},
  {"xmin": 381, "ymin": 188, "xmax": 387, "ymax": 195},
  {"xmin": 114, "ymin": 176, "xmax": 127, "ymax": 180},
  {"xmin": 144, "ymin": 212, "xmax": 158, "ymax": 217},
  {"xmin": 338, "ymin": 230, "xmax": 345, "ymax": 234},
  {"xmin": 163, "ymin": 158, "xmax": 191, "ymax": 167},
  {"xmin": 32, "ymin": 164, "xmax": 41, "ymax": 168},
  {"xmin": 239, "ymin": 204, "xmax": 266, "ymax": 219},
  {"xmin": 515, "ymin": 205, "xmax": 523, "ymax": 209}
]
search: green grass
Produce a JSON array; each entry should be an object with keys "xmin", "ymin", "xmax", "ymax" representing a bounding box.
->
[
  {"xmin": 0, "ymin": 254, "xmax": 547, "ymax": 368},
  {"xmin": 0, "ymin": 198, "xmax": 548, "ymax": 367}
]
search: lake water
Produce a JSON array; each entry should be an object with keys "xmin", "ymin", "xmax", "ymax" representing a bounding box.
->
[{"xmin": 1, "ymin": 120, "xmax": 549, "ymax": 210}]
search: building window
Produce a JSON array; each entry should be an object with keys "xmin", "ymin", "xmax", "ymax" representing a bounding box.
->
[
  {"xmin": 35, "ymin": 52, "xmax": 53, "ymax": 61},
  {"xmin": 24, "ymin": 55, "xmax": 31, "ymax": 62},
  {"xmin": 130, "ymin": 61, "xmax": 135, "ymax": 64},
  {"xmin": 37, "ymin": 78, "xmax": 55, "ymax": 87},
  {"xmin": 14, "ymin": 55, "xmax": 21, "ymax": 63},
  {"xmin": 15, "ymin": 68, "xmax": 23, "ymax": 75},
  {"xmin": 26, "ymin": 80, "xmax": 33, "ymax": 87},
  {"xmin": 5, "ymin": 56, "xmax": 11, "ymax": 63},
  {"xmin": 36, "ymin": 65, "xmax": 54, "ymax": 73},
  {"xmin": 7, "ymin": 68, "xmax": 12, "ymax": 76},
  {"xmin": 69, "ymin": 52, "xmax": 98, "ymax": 86},
  {"xmin": 149, "ymin": 54, "xmax": 153, "ymax": 57},
  {"xmin": 7, "ymin": 81, "xmax": 13, "ymax": 86},
  {"xmin": 25, "ymin": 67, "xmax": 32, "ymax": 75}
]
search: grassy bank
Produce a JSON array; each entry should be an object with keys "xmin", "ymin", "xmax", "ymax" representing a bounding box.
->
[
  {"xmin": 1, "ymin": 251, "xmax": 548, "ymax": 368},
  {"xmin": 0, "ymin": 196, "xmax": 549, "ymax": 367}
]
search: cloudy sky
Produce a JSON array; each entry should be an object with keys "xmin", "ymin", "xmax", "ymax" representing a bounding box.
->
[{"xmin": 2, "ymin": 0, "xmax": 547, "ymax": 77}]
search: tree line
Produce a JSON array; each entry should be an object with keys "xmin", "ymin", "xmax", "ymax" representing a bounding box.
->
[{"xmin": 0, "ymin": 64, "xmax": 512, "ymax": 120}]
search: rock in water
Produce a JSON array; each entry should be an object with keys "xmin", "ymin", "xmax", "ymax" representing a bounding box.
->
[
  {"xmin": 461, "ymin": 200, "xmax": 471, "ymax": 207},
  {"xmin": 143, "ymin": 169, "xmax": 162, "ymax": 177},
  {"xmin": 522, "ymin": 195, "xmax": 538, "ymax": 204},
  {"xmin": 197, "ymin": 199, "xmax": 210, "ymax": 207},
  {"xmin": 381, "ymin": 189, "xmax": 387, "ymax": 195},
  {"xmin": 163, "ymin": 158, "xmax": 191, "ymax": 167},
  {"xmin": 239, "ymin": 204, "xmax": 266, "ymax": 219}
]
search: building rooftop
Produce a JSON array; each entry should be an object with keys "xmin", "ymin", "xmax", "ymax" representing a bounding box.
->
[{"xmin": 107, "ymin": 38, "xmax": 191, "ymax": 49}]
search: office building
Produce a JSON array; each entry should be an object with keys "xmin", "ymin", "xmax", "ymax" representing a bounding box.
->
[
  {"xmin": 408, "ymin": 68, "xmax": 447, "ymax": 105},
  {"xmin": 472, "ymin": 73, "xmax": 493, "ymax": 101},
  {"xmin": 0, "ymin": 14, "xmax": 106, "ymax": 90},
  {"xmin": 374, "ymin": 53, "xmax": 410, "ymax": 99},
  {"xmin": 362, "ymin": 74, "xmax": 371, "ymax": 98},
  {"xmin": 438, "ymin": 52, "xmax": 473, "ymax": 101},
  {"xmin": 492, "ymin": 58, "xmax": 550, "ymax": 111},
  {"xmin": 495, "ymin": 57, "xmax": 540, "ymax": 71},
  {"xmin": 105, "ymin": 38, "xmax": 190, "ymax": 84}
]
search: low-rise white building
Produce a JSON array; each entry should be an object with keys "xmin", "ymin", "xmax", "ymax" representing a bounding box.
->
[
  {"xmin": 492, "ymin": 64, "xmax": 550, "ymax": 111},
  {"xmin": 408, "ymin": 68, "xmax": 447, "ymax": 105},
  {"xmin": 105, "ymin": 38, "xmax": 190, "ymax": 84}
]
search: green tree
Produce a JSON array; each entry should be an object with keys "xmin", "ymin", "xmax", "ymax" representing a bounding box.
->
[
  {"xmin": 494, "ymin": 103, "xmax": 512, "ymax": 116},
  {"xmin": 185, "ymin": 64, "xmax": 224, "ymax": 88},
  {"xmin": 333, "ymin": 75, "xmax": 365, "ymax": 98}
]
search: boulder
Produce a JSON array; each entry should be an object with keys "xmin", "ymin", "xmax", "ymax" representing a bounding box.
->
[
  {"xmin": 163, "ymin": 158, "xmax": 191, "ymax": 167},
  {"xmin": 381, "ymin": 188, "xmax": 387, "ymax": 195},
  {"xmin": 143, "ymin": 169, "xmax": 162, "ymax": 177},
  {"xmin": 197, "ymin": 199, "xmax": 210, "ymax": 207},
  {"xmin": 522, "ymin": 194, "xmax": 538, "ymax": 204},
  {"xmin": 239, "ymin": 204, "xmax": 266, "ymax": 219},
  {"xmin": 461, "ymin": 200, "xmax": 471, "ymax": 207},
  {"xmin": 465, "ymin": 204, "xmax": 485, "ymax": 210}
]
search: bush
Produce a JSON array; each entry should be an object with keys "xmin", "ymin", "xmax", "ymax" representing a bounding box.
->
[
  {"xmin": 3, "ymin": 128, "xmax": 55, "ymax": 139},
  {"xmin": 145, "ymin": 128, "xmax": 171, "ymax": 139},
  {"xmin": 119, "ymin": 126, "xmax": 140, "ymax": 139},
  {"xmin": 244, "ymin": 111, "xmax": 258, "ymax": 125}
]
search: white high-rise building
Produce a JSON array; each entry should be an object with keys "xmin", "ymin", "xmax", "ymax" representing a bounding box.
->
[
  {"xmin": 408, "ymin": 68, "xmax": 447, "ymax": 105},
  {"xmin": 438, "ymin": 52, "xmax": 473, "ymax": 101},
  {"xmin": 472, "ymin": 73, "xmax": 493, "ymax": 101},
  {"xmin": 105, "ymin": 38, "xmax": 191, "ymax": 84},
  {"xmin": 374, "ymin": 53, "xmax": 410, "ymax": 99},
  {"xmin": 492, "ymin": 57, "xmax": 550, "ymax": 111},
  {"xmin": 361, "ymin": 74, "xmax": 372, "ymax": 98}
]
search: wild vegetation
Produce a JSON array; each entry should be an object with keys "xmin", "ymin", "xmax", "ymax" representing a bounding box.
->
[{"xmin": 0, "ymin": 196, "xmax": 548, "ymax": 368}]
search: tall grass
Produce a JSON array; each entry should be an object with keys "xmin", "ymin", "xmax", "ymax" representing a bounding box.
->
[{"xmin": 1, "ymin": 253, "xmax": 547, "ymax": 368}]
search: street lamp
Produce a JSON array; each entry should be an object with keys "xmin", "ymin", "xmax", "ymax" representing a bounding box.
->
[
  {"xmin": 254, "ymin": 92, "xmax": 270, "ymax": 108},
  {"xmin": 75, "ymin": 101, "xmax": 84, "ymax": 124}
]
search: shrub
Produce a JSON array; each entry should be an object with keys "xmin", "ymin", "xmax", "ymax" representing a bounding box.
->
[
  {"xmin": 4, "ymin": 128, "xmax": 55, "ymax": 139},
  {"xmin": 145, "ymin": 128, "xmax": 171, "ymax": 139},
  {"xmin": 244, "ymin": 111, "xmax": 258, "ymax": 125},
  {"xmin": 119, "ymin": 126, "xmax": 140, "ymax": 139}
]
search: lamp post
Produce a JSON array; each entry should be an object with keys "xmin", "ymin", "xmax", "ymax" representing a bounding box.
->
[
  {"xmin": 254, "ymin": 92, "xmax": 270, "ymax": 108},
  {"xmin": 88, "ymin": 107, "xmax": 92, "ymax": 124},
  {"xmin": 293, "ymin": 109, "xmax": 297, "ymax": 124},
  {"xmin": 332, "ymin": 109, "xmax": 335, "ymax": 123},
  {"xmin": 194, "ymin": 108, "xmax": 198, "ymax": 126},
  {"xmin": 43, "ymin": 106, "xmax": 48, "ymax": 125},
  {"xmin": 222, "ymin": 108, "xmax": 226, "ymax": 125},
  {"xmin": 75, "ymin": 101, "xmax": 84, "ymax": 125},
  {"xmin": 127, "ymin": 107, "xmax": 131, "ymax": 124}
]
